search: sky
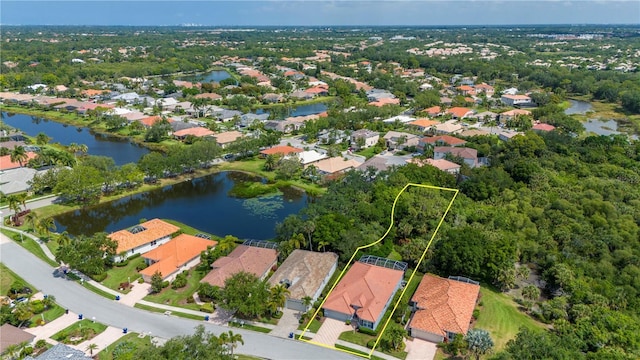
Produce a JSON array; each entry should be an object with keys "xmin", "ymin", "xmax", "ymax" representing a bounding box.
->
[{"xmin": 1, "ymin": 1, "xmax": 639, "ymax": 26}]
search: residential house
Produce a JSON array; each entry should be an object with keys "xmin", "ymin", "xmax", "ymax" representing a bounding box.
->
[
  {"xmin": 366, "ymin": 89, "xmax": 396, "ymax": 102},
  {"xmin": 423, "ymin": 106, "xmax": 443, "ymax": 118},
  {"xmin": 446, "ymin": 107, "xmax": 474, "ymax": 120},
  {"xmin": 318, "ymin": 129, "xmax": 349, "ymax": 145},
  {"xmin": 356, "ymin": 156, "xmax": 393, "ymax": 174},
  {"xmin": 0, "ymin": 324, "xmax": 35, "ymax": 354},
  {"xmin": 108, "ymin": 219, "xmax": 180, "ymax": 261},
  {"xmin": 260, "ymin": 145, "xmax": 303, "ymax": 158},
  {"xmin": 264, "ymin": 120, "xmax": 302, "ymax": 134},
  {"xmin": 139, "ymin": 116, "xmax": 172, "ymax": 128},
  {"xmin": 474, "ymin": 83, "xmax": 495, "ymax": 97},
  {"xmin": 502, "ymin": 87, "xmax": 519, "ymax": 96},
  {"xmin": 459, "ymin": 129, "xmax": 490, "ymax": 137},
  {"xmin": 139, "ymin": 234, "xmax": 217, "ymax": 282},
  {"xmin": 408, "ymin": 274, "xmax": 480, "ymax": 343},
  {"xmin": 498, "ymin": 130, "xmax": 523, "ymax": 141},
  {"xmin": 211, "ymin": 109, "xmax": 243, "ymax": 122},
  {"xmin": 194, "ymin": 93, "xmax": 222, "ymax": 101},
  {"xmin": 468, "ymin": 111, "xmax": 498, "ymax": 123},
  {"xmin": 408, "ymin": 119, "xmax": 439, "ymax": 133},
  {"xmin": 173, "ymin": 127, "xmax": 215, "ymax": 140},
  {"xmin": 532, "ymin": 123, "xmax": 556, "ymax": 132},
  {"xmin": 305, "ymin": 86, "xmax": 329, "ymax": 96},
  {"xmin": 290, "ymin": 90, "xmax": 315, "ymax": 100},
  {"xmin": 500, "ymin": 94, "xmax": 532, "ymax": 107},
  {"xmin": 200, "ymin": 244, "xmax": 278, "ymax": 288},
  {"xmin": 456, "ymin": 85, "xmax": 475, "ymax": 96},
  {"xmin": 213, "ymin": 131, "xmax": 243, "ymax": 148},
  {"xmin": 239, "ymin": 113, "xmax": 269, "ymax": 128},
  {"xmin": 369, "ymin": 97, "xmax": 401, "ymax": 107},
  {"xmin": 262, "ymin": 93, "xmax": 284, "ymax": 103},
  {"xmin": 499, "ymin": 109, "xmax": 532, "ymax": 123},
  {"xmin": 297, "ymin": 150, "xmax": 328, "ymax": 166},
  {"xmin": 434, "ymin": 147, "xmax": 478, "ymax": 168},
  {"xmin": 406, "ymin": 158, "xmax": 461, "ymax": 175},
  {"xmin": 322, "ymin": 256, "xmax": 407, "ymax": 330},
  {"xmin": 351, "ymin": 129, "xmax": 380, "ymax": 149},
  {"xmin": 0, "ymin": 152, "xmax": 37, "ymax": 171},
  {"xmin": 312, "ymin": 157, "xmax": 361, "ymax": 175},
  {"xmin": 24, "ymin": 343, "xmax": 92, "ymax": 360},
  {"xmin": 267, "ymin": 250, "xmax": 338, "ymax": 312},
  {"xmin": 419, "ymin": 135, "xmax": 467, "ymax": 151},
  {"xmin": 383, "ymin": 131, "xmax": 420, "ymax": 150},
  {"xmin": 433, "ymin": 121, "xmax": 463, "ymax": 135}
]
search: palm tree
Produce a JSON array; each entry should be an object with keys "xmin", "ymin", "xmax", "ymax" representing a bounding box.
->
[
  {"xmin": 35, "ymin": 132, "xmax": 51, "ymax": 145},
  {"xmin": 264, "ymin": 154, "xmax": 279, "ymax": 171},
  {"xmin": 16, "ymin": 193, "xmax": 28, "ymax": 212},
  {"xmin": 301, "ymin": 295, "xmax": 313, "ymax": 313},
  {"xmin": 270, "ymin": 284, "xmax": 290, "ymax": 315},
  {"xmin": 217, "ymin": 235, "xmax": 237, "ymax": 254},
  {"xmin": 303, "ymin": 220, "xmax": 315, "ymax": 251},
  {"xmin": 77, "ymin": 144, "xmax": 89, "ymax": 157},
  {"xmin": 86, "ymin": 343, "xmax": 98, "ymax": 356},
  {"xmin": 24, "ymin": 212, "xmax": 39, "ymax": 232},
  {"xmin": 10, "ymin": 146, "xmax": 28, "ymax": 167},
  {"xmin": 56, "ymin": 231, "xmax": 72, "ymax": 247},
  {"xmin": 42, "ymin": 295, "xmax": 55, "ymax": 310},
  {"xmin": 3, "ymin": 343, "xmax": 20, "ymax": 360},
  {"xmin": 226, "ymin": 331, "xmax": 244, "ymax": 357},
  {"xmin": 218, "ymin": 331, "xmax": 230, "ymax": 353},
  {"xmin": 317, "ymin": 239, "xmax": 329, "ymax": 252},
  {"xmin": 37, "ymin": 217, "xmax": 56, "ymax": 240},
  {"xmin": 287, "ymin": 233, "xmax": 306, "ymax": 251}
]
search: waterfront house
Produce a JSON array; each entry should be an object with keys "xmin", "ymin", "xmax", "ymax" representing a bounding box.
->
[
  {"xmin": 108, "ymin": 219, "xmax": 180, "ymax": 261},
  {"xmin": 200, "ymin": 244, "xmax": 278, "ymax": 288},
  {"xmin": 268, "ymin": 250, "xmax": 338, "ymax": 312},
  {"xmin": 139, "ymin": 234, "xmax": 217, "ymax": 282},
  {"xmin": 408, "ymin": 274, "xmax": 480, "ymax": 343}
]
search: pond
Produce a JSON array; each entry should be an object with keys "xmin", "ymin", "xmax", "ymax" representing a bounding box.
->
[
  {"xmin": 53, "ymin": 171, "xmax": 308, "ymax": 240},
  {"xmin": 181, "ymin": 70, "xmax": 232, "ymax": 83},
  {"xmin": 565, "ymin": 100, "xmax": 593, "ymax": 115},
  {"xmin": 255, "ymin": 102, "xmax": 328, "ymax": 118},
  {"xmin": 1, "ymin": 112, "xmax": 149, "ymax": 166},
  {"xmin": 583, "ymin": 118, "xmax": 627, "ymax": 137}
]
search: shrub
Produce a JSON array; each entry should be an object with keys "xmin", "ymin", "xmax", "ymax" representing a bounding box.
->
[
  {"xmin": 136, "ymin": 263, "xmax": 148, "ymax": 271},
  {"xmin": 137, "ymin": 278, "xmax": 144, "ymax": 284},
  {"xmin": 129, "ymin": 253, "xmax": 141, "ymax": 260},
  {"xmin": 345, "ymin": 320, "xmax": 351, "ymax": 326},
  {"xmin": 90, "ymin": 273, "xmax": 107, "ymax": 282},
  {"xmin": 22, "ymin": 347, "xmax": 34, "ymax": 356},
  {"xmin": 31, "ymin": 300, "xmax": 45, "ymax": 314},
  {"xmin": 367, "ymin": 339, "xmax": 376, "ymax": 349},
  {"xmin": 200, "ymin": 303, "xmax": 214, "ymax": 313},
  {"xmin": 473, "ymin": 309, "xmax": 480, "ymax": 319},
  {"xmin": 359, "ymin": 327, "xmax": 378, "ymax": 336},
  {"xmin": 186, "ymin": 296, "xmax": 195, "ymax": 304},
  {"xmin": 115, "ymin": 260, "xmax": 129, "ymax": 267},
  {"xmin": 171, "ymin": 273, "xmax": 188, "ymax": 289},
  {"xmin": 161, "ymin": 281, "xmax": 170, "ymax": 288}
]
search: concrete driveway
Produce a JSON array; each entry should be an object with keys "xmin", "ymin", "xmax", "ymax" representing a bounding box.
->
[
  {"xmin": 311, "ymin": 318, "xmax": 350, "ymax": 347},
  {"xmin": 405, "ymin": 338, "xmax": 437, "ymax": 360},
  {"xmin": 271, "ymin": 308, "xmax": 300, "ymax": 338}
]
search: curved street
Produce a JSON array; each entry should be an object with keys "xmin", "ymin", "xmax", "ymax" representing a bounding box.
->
[{"xmin": 0, "ymin": 233, "xmax": 356, "ymax": 359}]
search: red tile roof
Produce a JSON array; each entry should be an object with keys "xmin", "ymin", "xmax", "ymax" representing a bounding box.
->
[
  {"xmin": 200, "ymin": 245, "xmax": 278, "ymax": 288},
  {"xmin": 260, "ymin": 145, "xmax": 303, "ymax": 156},
  {"xmin": 409, "ymin": 119, "xmax": 439, "ymax": 128},
  {"xmin": 0, "ymin": 152, "xmax": 37, "ymax": 171},
  {"xmin": 532, "ymin": 123, "xmax": 556, "ymax": 132},
  {"xmin": 139, "ymin": 116, "xmax": 172, "ymax": 127},
  {"xmin": 323, "ymin": 262, "xmax": 404, "ymax": 323},
  {"xmin": 140, "ymin": 234, "xmax": 217, "ymax": 279},
  {"xmin": 421, "ymin": 135, "xmax": 467, "ymax": 146},
  {"xmin": 173, "ymin": 127, "xmax": 215, "ymax": 138},
  {"xmin": 424, "ymin": 106, "xmax": 442, "ymax": 116},
  {"xmin": 409, "ymin": 274, "xmax": 480, "ymax": 337},
  {"xmin": 446, "ymin": 107, "xmax": 473, "ymax": 119}
]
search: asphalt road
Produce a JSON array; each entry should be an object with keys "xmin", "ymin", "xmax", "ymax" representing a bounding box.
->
[{"xmin": 0, "ymin": 237, "xmax": 356, "ymax": 360}]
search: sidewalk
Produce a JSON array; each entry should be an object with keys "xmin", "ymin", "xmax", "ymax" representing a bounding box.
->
[
  {"xmin": 334, "ymin": 340, "xmax": 399, "ymax": 360},
  {"xmin": 119, "ymin": 282, "xmax": 151, "ymax": 306},
  {"xmin": 0, "ymin": 225, "xmax": 56, "ymax": 261}
]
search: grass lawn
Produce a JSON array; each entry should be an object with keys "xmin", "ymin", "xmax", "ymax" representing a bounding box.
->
[
  {"xmin": 98, "ymin": 332, "xmax": 152, "ymax": 360},
  {"xmin": 102, "ymin": 257, "xmax": 146, "ymax": 293},
  {"xmin": 356, "ymin": 146, "xmax": 382, "ymax": 159},
  {"xmin": 0, "ymin": 229, "xmax": 58, "ymax": 267},
  {"xmin": 339, "ymin": 330, "xmax": 375, "ymax": 347},
  {"xmin": 52, "ymin": 319, "xmax": 108, "ymax": 345},
  {"xmin": 0, "ymin": 263, "xmax": 32, "ymax": 294},
  {"xmin": 299, "ymin": 318, "xmax": 322, "ymax": 332},
  {"xmin": 333, "ymin": 344, "xmax": 385, "ymax": 360},
  {"xmin": 143, "ymin": 269, "xmax": 203, "ymax": 311},
  {"xmin": 475, "ymin": 286, "xmax": 545, "ymax": 350},
  {"xmin": 236, "ymin": 355, "xmax": 268, "ymax": 360},
  {"xmin": 162, "ymin": 219, "xmax": 217, "ymax": 239},
  {"xmin": 133, "ymin": 303, "xmax": 206, "ymax": 321},
  {"xmin": 82, "ymin": 281, "xmax": 118, "ymax": 300},
  {"xmin": 29, "ymin": 304, "xmax": 66, "ymax": 327},
  {"xmin": 229, "ymin": 321, "xmax": 271, "ymax": 333}
]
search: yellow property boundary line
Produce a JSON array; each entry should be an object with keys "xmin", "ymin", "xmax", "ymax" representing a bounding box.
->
[{"xmin": 300, "ymin": 183, "xmax": 459, "ymax": 358}]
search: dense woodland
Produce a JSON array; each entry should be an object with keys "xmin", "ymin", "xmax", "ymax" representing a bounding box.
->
[{"xmin": 277, "ymin": 130, "xmax": 640, "ymax": 359}]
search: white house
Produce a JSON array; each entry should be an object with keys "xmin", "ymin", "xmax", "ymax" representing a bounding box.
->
[{"xmin": 108, "ymin": 219, "xmax": 180, "ymax": 261}]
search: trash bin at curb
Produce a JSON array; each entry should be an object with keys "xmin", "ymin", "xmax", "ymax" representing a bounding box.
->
[
  {"xmin": 115, "ymin": 295, "xmax": 120, "ymax": 301},
  {"xmin": 78, "ymin": 314, "xmax": 83, "ymax": 320}
]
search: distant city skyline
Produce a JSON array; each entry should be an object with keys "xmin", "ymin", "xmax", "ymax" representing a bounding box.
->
[{"xmin": 1, "ymin": 1, "xmax": 639, "ymax": 26}]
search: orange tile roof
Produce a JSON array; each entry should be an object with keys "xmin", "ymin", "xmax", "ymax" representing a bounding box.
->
[
  {"xmin": 369, "ymin": 98, "xmax": 400, "ymax": 107},
  {"xmin": 260, "ymin": 145, "xmax": 303, "ymax": 156},
  {"xmin": 81, "ymin": 89, "xmax": 110, "ymax": 97},
  {"xmin": 108, "ymin": 219, "xmax": 180, "ymax": 253},
  {"xmin": 421, "ymin": 135, "xmax": 467, "ymax": 146},
  {"xmin": 173, "ymin": 127, "xmax": 215, "ymax": 138},
  {"xmin": 425, "ymin": 106, "xmax": 442, "ymax": 115},
  {"xmin": 0, "ymin": 152, "xmax": 37, "ymax": 171},
  {"xmin": 446, "ymin": 107, "xmax": 473, "ymax": 119},
  {"xmin": 409, "ymin": 119, "xmax": 439, "ymax": 128},
  {"xmin": 200, "ymin": 245, "xmax": 278, "ymax": 288},
  {"xmin": 409, "ymin": 274, "xmax": 480, "ymax": 337},
  {"xmin": 532, "ymin": 123, "xmax": 555, "ymax": 131},
  {"xmin": 323, "ymin": 262, "xmax": 404, "ymax": 323},
  {"xmin": 408, "ymin": 158, "xmax": 461, "ymax": 171},
  {"xmin": 195, "ymin": 93, "xmax": 222, "ymax": 100},
  {"xmin": 501, "ymin": 109, "xmax": 532, "ymax": 117},
  {"xmin": 140, "ymin": 234, "xmax": 217, "ymax": 279},
  {"xmin": 139, "ymin": 116, "xmax": 171, "ymax": 127},
  {"xmin": 457, "ymin": 85, "xmax": 474, "ymax": 92}
]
